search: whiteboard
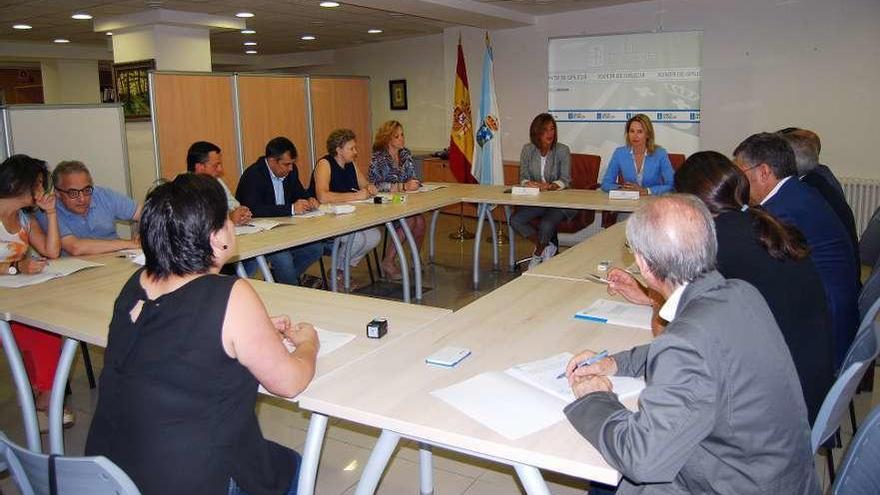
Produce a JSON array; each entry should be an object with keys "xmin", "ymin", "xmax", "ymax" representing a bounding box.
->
[
  {"xmin": 1, "ymin": 104, "xmax": 131, "ymax": 196},
  {"xmin": 549, "ymin": 31, "xmax": 702, "ymax": 173}
]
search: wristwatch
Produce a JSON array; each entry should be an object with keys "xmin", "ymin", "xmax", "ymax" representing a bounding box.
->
[{"xmin": 7, "ymin": 261, "xmax": 18, "ymax": 275}]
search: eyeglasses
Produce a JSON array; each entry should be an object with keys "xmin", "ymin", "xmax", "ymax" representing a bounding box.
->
[{"xmin": 57, "ymin": 185, "xmax": 94, "ymax": 199}]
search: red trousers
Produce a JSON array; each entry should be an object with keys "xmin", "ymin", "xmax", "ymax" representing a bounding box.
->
[{"xmin": 9, "ymin": 322, "xmax": 61, "ymax": 392}]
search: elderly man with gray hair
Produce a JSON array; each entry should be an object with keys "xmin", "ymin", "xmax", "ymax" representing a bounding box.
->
[
  {"xmin": 781, "ymin": 131, "xmax": 859, "ymax": 268},
  {"xmin": 563, "ymin": 195, "xmax": 818, "ymax": 495}
]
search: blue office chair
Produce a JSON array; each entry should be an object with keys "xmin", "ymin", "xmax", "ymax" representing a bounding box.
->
[
  {"xmin": 859, "ymin": 269, "xmax": 880, "ymax": 322},
  {"xmin": 859, "ymin": 205, "xmax": 880, "ymax": 268},
  {"xmin": 0, "ymin": 432, "xmax": 140, "ymax": 495},
  {"xmin": 832, "ymin": 403, "xmax": 880, "ymax": 494},
  {"xmin": 846, "ymin": 293, "xmax": 880, "ymax": 433},
  {"xmin": 812, "ymin": 361, "xmax": 872, "ymax": 481}
]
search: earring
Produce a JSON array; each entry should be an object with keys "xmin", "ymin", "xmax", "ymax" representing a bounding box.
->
[{"xmin": 222, "ymin": 244, "xmax": 228, "ymax": 250}]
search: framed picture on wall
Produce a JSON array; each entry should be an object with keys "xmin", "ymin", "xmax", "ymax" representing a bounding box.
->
[
  {"xmin": 389, "ymin": 79, "xmax": 407, "ymax": 110},
  {"xmin": 112, "ymin": 59, "xmax": 155, "ymax": 121}
]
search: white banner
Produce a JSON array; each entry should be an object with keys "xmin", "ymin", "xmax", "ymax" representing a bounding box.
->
[{"xmin": 548, "ymin": 31, "xmax": 702, "ymax": 173}]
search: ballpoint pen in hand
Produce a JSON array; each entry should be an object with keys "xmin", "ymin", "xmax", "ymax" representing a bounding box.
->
[{"xmin": 557, "ymin": 350, "xmax": 609, "ymax": 379}]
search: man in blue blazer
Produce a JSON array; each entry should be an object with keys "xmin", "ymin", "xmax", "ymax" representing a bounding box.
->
[
  {"xmin": 734, "ymin": 132, "xmax": 860, "ymax": 369},
  {"xmin": 235, "ymin": 136, "xmax": 323, "ymax": 286}
]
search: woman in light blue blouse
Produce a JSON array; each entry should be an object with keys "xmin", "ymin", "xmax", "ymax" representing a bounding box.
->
[
  {"xmin": 600, "ymin": 114, "xmax": 674, "ymax": 195},
  {"xmin": 369, "ymin": 120, "xmax": 425, "ymax": 280}
]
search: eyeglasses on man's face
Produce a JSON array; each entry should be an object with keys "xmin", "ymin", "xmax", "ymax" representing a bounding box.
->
[{"xmin": 57, "ymin": 185, "xmax": 94, "ymax": 199}]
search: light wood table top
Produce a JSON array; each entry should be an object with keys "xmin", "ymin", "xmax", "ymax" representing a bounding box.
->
[
  {"xmin": 231, "ymin": 185, "xmax": 466, "ymax": 261},
  {"xmin": 525, "ymin": 221, "xmax": 635, "ymax": 282},
  {"xmin": 299, "ymin": 275, "xmax": 653, "ymax": 485},
  {"xmin": 1, "ymin": 255, "xmax": 450, "ymax": 379},
  {"xmin": 455, "ymin": 184, "xmax": 645, "ymax": 212}
]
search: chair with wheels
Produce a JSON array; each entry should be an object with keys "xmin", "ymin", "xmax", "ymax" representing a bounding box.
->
[{"xmin": 0, "ymin": 431, "xmax": 140, "ymax": 495}]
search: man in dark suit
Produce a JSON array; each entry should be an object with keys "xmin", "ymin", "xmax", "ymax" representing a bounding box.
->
[
  {"xmin": 564, "ymin": 195, "xmax": 818, "ymax": 495},
  {"xmin": 235, "ymin": 136, "xmax": 324, "ymax": 286},
  {"xmin": 734, "ymin": 132, "xmax": 860, "ymax": 369},
  {"xmin": 778, "ymin": 127, "xmax": 845, "ymax": 196},
  {"xmin": 782, "ymin": 131, "xmax": 860, "ymax": 273}
]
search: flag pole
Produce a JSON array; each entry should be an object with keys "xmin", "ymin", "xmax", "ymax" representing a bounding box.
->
[{"xmin": 449, "ymin": 203, "xmax": 475, "ymax": 240}]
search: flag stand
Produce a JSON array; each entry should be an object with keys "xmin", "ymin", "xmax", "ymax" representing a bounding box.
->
[
  {"xmin": 486, "ymin": 223, "xmax": 507, "ymax": 245},
  {"xmin": 449, "ymin": 203, "xmax": 475, "ymax": 240}
]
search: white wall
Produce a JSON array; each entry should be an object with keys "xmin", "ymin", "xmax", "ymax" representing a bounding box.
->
[
  {"xmin": 303, "ymin": 34, "xmax": 448, "ymax": 152},
  {"xmin": 39, "ymin": 59, "xmax": 100, "ymax": 104},
  {"xmin": 446, "ymin": 0, "xmax": 880, "ymax": 179}
]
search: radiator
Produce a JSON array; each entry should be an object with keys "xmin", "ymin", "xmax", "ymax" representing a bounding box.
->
[{"xmin": 841, "ymin": 177, "xmax": 880, "ymax": 238}]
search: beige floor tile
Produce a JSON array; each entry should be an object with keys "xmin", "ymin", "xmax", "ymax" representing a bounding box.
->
[{"xmin": 340, "ymin": 446, "xmax": 477, "ymax": 495}]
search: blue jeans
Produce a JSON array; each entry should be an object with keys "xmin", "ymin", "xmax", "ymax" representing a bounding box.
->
[
  {"xmin": 228, "ymin": 450, "xmax": 301, "ymax": 495},
  {"xmin": 243, "ymin": 242, "xmax": 324, "ymax": 286}
]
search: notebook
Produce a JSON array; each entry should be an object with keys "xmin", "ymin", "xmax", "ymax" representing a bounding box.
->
[
  {"xmin": 575, "ymin": 298, "xmax": 653, "ymax": 330},
  {"xmin": 431, "ymin": 352, "xmax": 645, "ymax": 440}
]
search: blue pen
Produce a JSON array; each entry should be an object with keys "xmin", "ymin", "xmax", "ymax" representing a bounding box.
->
[{"xmin": 557, "ymin": 350, "xmax": 609, "ymax": 379}]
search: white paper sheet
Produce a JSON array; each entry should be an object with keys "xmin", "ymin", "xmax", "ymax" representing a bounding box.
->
[
  {"xmin": 235, "ymin": 219, "xmax": 286, "ymax": 236},
  {"xmin": 296, "ymin": 209, "xmax": 325, "ymax": 219},
  {"xmin": 506, "ymin": 352, "xmax": 646, "ymax": 402},
  {"xmin": 431, "ymin": 371, "xmax": 567, "ymax": 440},
  {"xmin": 416, "ymin": 184, "xmax": 446, "ymax": 193},
  {"xmin": 575, "ymin": 298, "xmax": 653, "ymax": 330},
  {"xmin": 281, "ymin": 327, "xmax": 355, "ymax": 358},
  {"xmin": 0, "ymin": 258, "xmax": 104, "ymax": 288}
]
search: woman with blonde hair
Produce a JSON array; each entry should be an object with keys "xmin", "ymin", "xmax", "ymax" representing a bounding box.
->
[
  {"xmin": 600, "ymin": 113, "xmax": 674, "ymax": 195},
  {"xmin": 368, "ymin": 120, "xmax": 425, "ymax": 279}
]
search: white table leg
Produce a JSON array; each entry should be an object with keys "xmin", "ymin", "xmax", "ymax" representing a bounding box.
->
[
  {"xmin": 49, "ymin": 337, "xmax": 79, "ymax": 454},
  {"xmin": 0, "ymin": 320, "xmax": 41, "ymax": 452},
  {"xmin": 235, "ymin": 261, "xmax": 248, "ymax": 279},
  {"xmin": 354, "ymin": 429, "xmax": 401, "ymax": 495},
  {"xmin": 486, "ymin": 207, "xmax": 499, "ymax": 270},
  {"xmin": 418, "ymin": 443, "xmax": 434, "ymax": 495},
  {"xmin": 399, "ymin": 218, "xmax": 423, "ymax": 302},
  {"xmin": 514, "ymin": 464, "xmax": 552, "ymax": 495},
  {"xmin": 472, "ymin": 203, "xmax": 488, "ymax": 290},
  {"xmin": 385, "ymin": 222, "xmax": 410, "ymax": 303},
  {"xmin": 428, "ymin": 210, "xmax": 440, "ymax": 264},
  {"xmin": 296, "ymin": 413, "xmax": 329, "ymax": 495},
  {"xmin": 331, "ymin": 237, "xmax": 341, "ymax": 292},
  {"xmin": 505, "ymin": 206, "xmax": 516, "ymax": 271},
  {"xmin": 256, "ymin": 255, "xmax": 275, "ymax": 283}
]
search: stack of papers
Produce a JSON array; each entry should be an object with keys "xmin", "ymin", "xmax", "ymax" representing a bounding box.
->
[
  {"xmin": 575, "ymin": 299, "xmax": 653, "ymax": 330},
  {"xmin": 432, "ymin": 352, "xmax": 645, "ymax": 440},
  {"xmin": 0, "ymin": 258, "xmax": 104, "ymax": 288},
  {"xmin": 235, "ymin": 219, "xmax": 287, "ymax": 236},
  {"xmin": 320, "ymin": 204, "xmax": 356, "ymax": 215}
]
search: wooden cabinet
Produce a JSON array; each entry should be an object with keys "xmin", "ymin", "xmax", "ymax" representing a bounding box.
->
[{"xmin": 423, "ymin": 157, "xmax": 519, "ymax": 219}]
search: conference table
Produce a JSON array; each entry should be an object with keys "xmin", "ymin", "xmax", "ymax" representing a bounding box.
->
[
  {"xmin": 0, "ymin": 183, "xmax": 647, "ymax": 493},
  {"xmin": 295, "ymin": 222, "xmax": 643, "ymax": 495},
  {"xmin": 228, "ymin": 183, "xmax": 645, "ymax": 297},
  {"xmin": 0, "ymin": 253, "xmax": 451, "ymax": 456}
]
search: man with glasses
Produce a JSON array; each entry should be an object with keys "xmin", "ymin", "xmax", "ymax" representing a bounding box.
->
[
  {"xmin": 38, "ymin": 160, "xmax": 140, "ymax": 256},
  {"xmin": 734, "ymin": 132, "xmax": 859, "ymax": 370},
  {"xmin": 235, "ymin": 136, "xmax": 324, "ymax": 286}
]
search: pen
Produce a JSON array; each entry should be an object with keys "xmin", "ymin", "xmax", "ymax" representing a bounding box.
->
[{"xmin": 557, "ymin": 350, "xmax": 609, "ymax": 379}]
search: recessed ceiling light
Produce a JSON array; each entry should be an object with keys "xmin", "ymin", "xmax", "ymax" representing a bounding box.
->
[
  {"xmin": 243, "ymin": 41, "xmax": 257, "ymax": 46},
  {"xmin": 54, "ymin": 38, "xmax": 70, "ymax": 43},
  {"xmin": 241, "ymin": 29, "xmax": 256, "ymax": 34},
  {"xmin": 12, "ymin": 24, "xmax": 32, "ymax": 30},
  {"xmin": 245, "ymin": 50, "xmax": 257, "ymax": 54},
  {"xmin": 367, "ymin": 29, "xmax": 382, "ymax": 34},
  {"xmin": 319, "ymin": 1, "xmax": 340, "ymax": 7},
  {"xmin": 106, "ymin": 32, "xmax": 113, "ymax": 36},
  {"xmin": 235, "ymin": 12, "xmax": 254, "ymax": 18},
  {"xmin": 301, "ymin": 35, "xmax": 316, "ymax": 41},
  {"xmin": 71, "ymin": 13, "xmax": 92, "ymax": 20}
]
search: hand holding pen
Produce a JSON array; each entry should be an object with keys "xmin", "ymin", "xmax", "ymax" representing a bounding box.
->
[{"xmin": 559, "ymin": 349, "xmax": 613, "ymax": 379}]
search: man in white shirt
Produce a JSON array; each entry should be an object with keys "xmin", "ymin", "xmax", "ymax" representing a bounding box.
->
[{"xmin": 186, "ymin": 141, "xmax": 252, "ymax": 226}]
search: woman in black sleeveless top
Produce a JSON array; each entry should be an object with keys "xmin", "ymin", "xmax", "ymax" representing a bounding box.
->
[
  {"xmin": 312, "ymin": 129, "xmax": 381, "ymax": 288},
  {"xmin": 86, "ymin": 174, "xmax": 320, "ymax": 495}
]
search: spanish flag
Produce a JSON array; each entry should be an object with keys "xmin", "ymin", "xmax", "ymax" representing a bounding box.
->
[{"xmin": 449, "ymin": 37, "xmax": 475, "ymax": 184}]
